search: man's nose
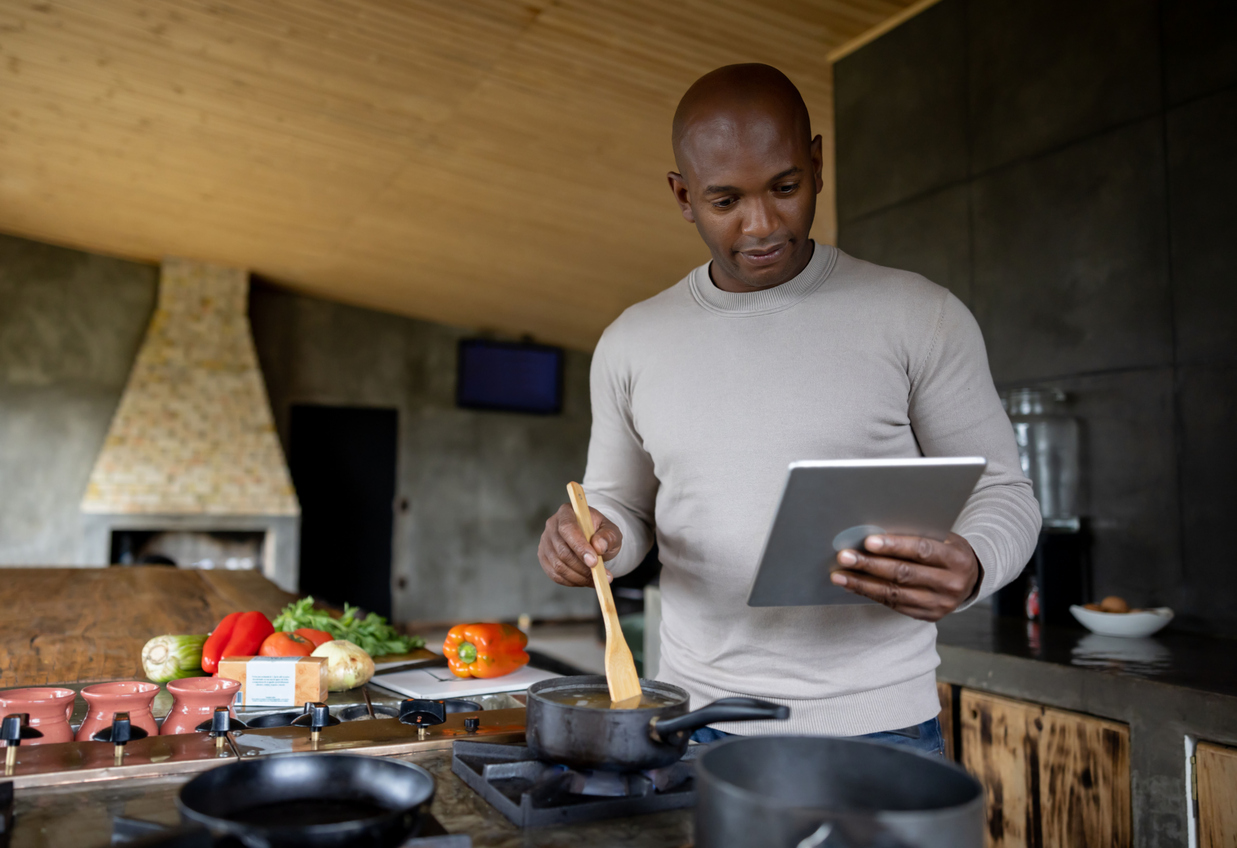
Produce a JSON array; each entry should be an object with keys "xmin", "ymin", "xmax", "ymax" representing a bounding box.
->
[{"xmin": 742, "ymin": 197, "xmax": 779, "ymax": 239}]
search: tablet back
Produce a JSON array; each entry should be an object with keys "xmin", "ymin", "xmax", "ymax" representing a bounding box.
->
[{"xmin": 746, "ymin": 457, "xmax": 987, "ymax": 607}]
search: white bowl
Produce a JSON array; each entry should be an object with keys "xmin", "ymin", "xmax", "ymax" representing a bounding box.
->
[{"xmin": 1069, "ymin": 605, "xmax": 1173, "ymax": 638}]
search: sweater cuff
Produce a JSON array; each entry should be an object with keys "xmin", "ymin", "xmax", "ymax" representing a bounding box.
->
[{"xmin": 955, "ymin": 531, "xmax": 1001, "ymax": 612}]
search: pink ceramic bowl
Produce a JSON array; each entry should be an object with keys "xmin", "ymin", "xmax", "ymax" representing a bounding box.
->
[
  {"xmin": 0, "ymin": 687, "xmax": 76, "ymax": 744},
  {"xmin": 76, "ymin": 681, "xmax": 160, "ymax": 742},
  {"xmin": 161, "ymin": 677, "xmax": 240, "ymax": 736}
]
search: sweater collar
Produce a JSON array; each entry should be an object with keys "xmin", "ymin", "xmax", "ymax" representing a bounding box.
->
[{"xmin": 689, "ymin": 241, "xmax": 837, "ymax": 316}]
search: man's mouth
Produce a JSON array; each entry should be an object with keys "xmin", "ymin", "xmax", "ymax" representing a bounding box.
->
[{"xmin": 738, "ymin": 243, "xmax": 788, "ymax": 266}]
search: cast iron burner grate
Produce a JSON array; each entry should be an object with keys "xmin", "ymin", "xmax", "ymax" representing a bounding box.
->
[{"xmin": 451, "ymin": 740, "xmax": 697, "ymax": 828}]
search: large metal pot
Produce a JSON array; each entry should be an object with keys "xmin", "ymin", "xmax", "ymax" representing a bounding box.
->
[
  {"xmin": 526, "ymin": 675, "xmax": 788, "ymax": 771},
  {"xmin": 695, "ymin": 736, "xmax": 984, "ymax": 848}
]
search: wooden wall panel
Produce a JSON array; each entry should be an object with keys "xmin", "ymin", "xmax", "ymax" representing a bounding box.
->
[
  {"xmin": 959, "ymin": 689, "xmax": 1132, "ymax": 848},
  {"xmin": 1198, "ymin": 741, "xmax": 1237, "ymax": 848},
  {"xmin": 0, "ymin": 0, "xmax": 918, "ymax": 350}
]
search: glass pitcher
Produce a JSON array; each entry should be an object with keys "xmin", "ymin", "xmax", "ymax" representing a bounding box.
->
[{"xmin": 1002, "ymin": 388, "xmax": 1081, "ymax": 532}]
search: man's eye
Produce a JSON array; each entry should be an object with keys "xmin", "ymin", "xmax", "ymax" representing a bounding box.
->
[
  {"xmin": 712, "ymin": 197, "xmax": 736, "ymax": 208},
  {"xmin": 777, "ymin": 183, "xmax": 799, "ymax": 194}
]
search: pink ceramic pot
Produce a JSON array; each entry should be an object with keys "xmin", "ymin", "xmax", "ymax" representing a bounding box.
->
[
  {"xmin": 161, "ymin": 677, "xmax": 240, "ymax": 736},
  {"xmin": 76, "ymin": 681, "xmax": 160, "ymax": 742},
  {"xmin": 0, "ymin": 687, "xmax": 76, "ymax": 745}
]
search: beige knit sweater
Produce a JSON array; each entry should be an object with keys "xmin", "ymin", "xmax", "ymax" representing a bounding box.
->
[{"xmin": 582, "ymin": 244, "xmax": 1040, "ymax": 736}]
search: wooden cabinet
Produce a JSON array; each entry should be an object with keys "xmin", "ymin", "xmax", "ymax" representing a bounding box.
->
[
  {"xmin": 1197, "ymin": 741, "xmax": 1237, "ymax": 848},
  {"xmin": 959, "ymin": 689, "xmax": 1131, "ymax": 848}
]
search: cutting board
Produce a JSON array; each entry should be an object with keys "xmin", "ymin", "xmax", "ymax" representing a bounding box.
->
[{"xmin": 369, "ymin": 663, "xmax": 560, "ymax": 700}]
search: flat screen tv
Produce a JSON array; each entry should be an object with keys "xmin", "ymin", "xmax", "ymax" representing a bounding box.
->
[{"xmin": 456, "ymin": 339, "xmax": 563, "ymax": 415}]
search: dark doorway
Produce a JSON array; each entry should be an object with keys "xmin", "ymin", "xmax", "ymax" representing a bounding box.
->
[{"xmin": 290, "ymin": 405, "xmax": 398, "ymax": 619}]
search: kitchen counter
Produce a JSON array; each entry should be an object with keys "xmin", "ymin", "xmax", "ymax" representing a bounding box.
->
[
  {"xmin": 7, "ymin": 747, "xmax": 694, "ymax": 848},
  {"xmin": 1, "ymin": 567, "xmax": 298, "ymax": 688},
  {"xmin": 936, "ymin": 608, "xmax": 1237, "ymax": 846}
]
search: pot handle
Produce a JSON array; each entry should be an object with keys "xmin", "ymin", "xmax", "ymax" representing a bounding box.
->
[{"xmin": 649, "ymin": 697, "xmax": 789, "ymax": 743}]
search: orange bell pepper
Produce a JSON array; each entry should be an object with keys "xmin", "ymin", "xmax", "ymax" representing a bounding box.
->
[{"xmin": 442, "ymin": 623, "xmax": 529, "ymax": 679}]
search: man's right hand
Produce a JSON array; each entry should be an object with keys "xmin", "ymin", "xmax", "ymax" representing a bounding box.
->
[{"xmin": 538, "ymin": 503, "xmax": 624, "ymax": 587}]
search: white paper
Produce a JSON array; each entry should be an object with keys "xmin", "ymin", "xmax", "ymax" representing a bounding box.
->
[{"xmin": 241, "ymin": 656, "xmax": 300, "ymax": 706}]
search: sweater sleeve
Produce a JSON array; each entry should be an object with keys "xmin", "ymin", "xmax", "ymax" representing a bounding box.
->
[
  {"xmin": 579, "ymin": 327, "xmax": 658, "ymax": 578},
  {"xmin": 908, "ymin": 291, "xmax": 1041, "ymax": 606}
]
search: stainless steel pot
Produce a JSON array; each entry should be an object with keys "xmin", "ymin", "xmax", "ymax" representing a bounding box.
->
[
  {"xmin": 695, "ymin": 736, "xmax": 984, "ymax": 848},
  {"xmin": 525, "ymin": 675, "xmax": 788, "ymax": 771}
]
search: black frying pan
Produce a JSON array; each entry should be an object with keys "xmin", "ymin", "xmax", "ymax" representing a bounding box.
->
[{"xmin": 173, "ymin": 753, "xmax": 434, "ymax": 848}]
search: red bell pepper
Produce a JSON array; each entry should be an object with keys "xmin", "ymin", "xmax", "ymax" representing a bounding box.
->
[
  {"xmin": 218, "ymin": 611, "xmax": 275, "ymax": 660},
  {"xmin": 201, "ymin": 612, "xmax": 243, "ymax": 674}
]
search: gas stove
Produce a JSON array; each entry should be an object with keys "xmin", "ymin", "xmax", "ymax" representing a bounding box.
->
[
  {"xmin": 451, "ymin": 740, "xmax": 698, "ymax": 828},
  {"xmin": 2, "ymin": 687, "xmax": 526, "ymax": 790}
]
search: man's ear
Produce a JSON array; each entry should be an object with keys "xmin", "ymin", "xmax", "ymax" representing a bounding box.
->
[
  {"xmin": 667, "ymin": 172, "xmax": 696, "ymax": 224},
  {"xmin": 810, "ymin": 134, "xmax": 824, "ymax": 194}
]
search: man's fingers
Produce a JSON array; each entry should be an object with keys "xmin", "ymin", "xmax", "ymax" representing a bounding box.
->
[
  {"xmin": 830, "ymin": 569, "xmax": 943, "ymax": 619},
  {"xmin": 834, "ymin": 551, "xmax": 968, "ymax": 597},
  {"xmin": 862, "ymin": 534, "xmax": 955, "ymax": 567},
  {"xmin": 591, "ymin": 511, "xmax": 623, "ymax": 561},
  {"xmin": 556, "ymin": 507, "xmax": 603, "ymax": 567}
]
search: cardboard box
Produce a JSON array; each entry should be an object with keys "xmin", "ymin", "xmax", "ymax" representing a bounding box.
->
[{"xmin": 217, "ymin": 656, "xmax": 329, "ymax": 707}]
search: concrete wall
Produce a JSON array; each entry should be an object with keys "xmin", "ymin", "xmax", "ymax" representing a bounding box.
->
[
  {"xmin": 0, "ymin": 231, "xmax": 596, "ymax": 622},
  {"xmin": 248, "ymin": 284, "xmax": 596, "ymax": 623},
  {"xmin": 0, "ymin": 234, "xmax": 157, "ymax": 564},
  {"xmin": 834, "ymin": 0, "xmax": 1237, "ymax": 636}
]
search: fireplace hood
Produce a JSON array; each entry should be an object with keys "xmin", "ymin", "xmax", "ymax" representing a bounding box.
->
[{"xmin": 80, "ymin": 258, "xmax": 300, "ymax": 590}]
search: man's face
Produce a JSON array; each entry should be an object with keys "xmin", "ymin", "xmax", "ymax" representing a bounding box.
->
[{"xmin": 669, "ymin": 108, "xmax": 823, "ymax": 292}]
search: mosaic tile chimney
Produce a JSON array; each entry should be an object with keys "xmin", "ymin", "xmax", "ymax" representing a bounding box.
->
[{"xmin": 80, "ymin": 258, "xmax": 300, "ymax": 590}]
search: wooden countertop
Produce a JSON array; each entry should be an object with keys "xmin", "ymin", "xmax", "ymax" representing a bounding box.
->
[{"xmin": 0, "ymin": 567, "xmax": 302, "ymax": 688}]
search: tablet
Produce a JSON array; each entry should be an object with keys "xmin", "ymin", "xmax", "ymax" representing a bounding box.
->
[{"xmin": 746, "ymin": 457, "xmax": 987, "ymax": 607}]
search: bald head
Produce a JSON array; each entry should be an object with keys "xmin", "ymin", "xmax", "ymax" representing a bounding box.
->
[
  {"xmin": 672, "ymin": 64, "xmax": 812, "ymax": 173},
  {"xmin": 665, "ymin": 64, "xmax": 822, "ymax": 293}
]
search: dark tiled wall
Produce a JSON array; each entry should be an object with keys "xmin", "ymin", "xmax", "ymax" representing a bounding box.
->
[{"xmin": 835, "ymin": 0, "xmax": 1237, "ymax": 635}]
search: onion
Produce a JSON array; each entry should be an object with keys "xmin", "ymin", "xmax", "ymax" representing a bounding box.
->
[{"xmin": 311, "ymin": 639, "xmax": 375, "ymax": 691}]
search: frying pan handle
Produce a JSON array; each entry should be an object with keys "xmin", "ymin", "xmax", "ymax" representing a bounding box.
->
[{"xmin": 649, "ymin": 697, "xmax": 789, "ymax": 743}]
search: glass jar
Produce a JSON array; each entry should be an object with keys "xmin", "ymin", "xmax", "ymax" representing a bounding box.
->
[{"xmin": 1002, "ymin": 388, "xmax": 1081, "ymax": 531}]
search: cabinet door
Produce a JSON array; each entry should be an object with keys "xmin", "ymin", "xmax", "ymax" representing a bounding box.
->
[
  {"xmin": 960, "ymin": 690, "xmax": 1043, "ymax": 848},
  {"xmin": 1198, "ymin": 741, "xmax": 1237, "ymax": 848},
  {"xmin": 960, "ymin": 690, "xmax": 1131, "ymax": 848}
]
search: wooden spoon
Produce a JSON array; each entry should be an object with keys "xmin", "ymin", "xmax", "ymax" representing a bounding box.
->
[{"xmin": 567, "ymin": 482, "xmax": 643, "ymax": 708}]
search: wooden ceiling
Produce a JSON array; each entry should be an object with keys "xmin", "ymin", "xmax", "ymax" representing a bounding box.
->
[{"xmin": 0, "ymin": 0, "xmax": 913, "ymax": 350}]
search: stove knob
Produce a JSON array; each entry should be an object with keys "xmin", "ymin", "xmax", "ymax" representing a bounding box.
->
[
  {"xmin": 464, "ymin": 716, "xmax": 480, "ymax": 733},
  {"xmin": 91, "ymin": 712, "xmax": 147, "ymax": 744},
  {"xmin": 399, "ymin": 699, "xmax": 447, "ymax": 739},
  {"xmin": 3, "ymin": 713, "xmax": 42, "ymax": 775},
  {"xmin": 92, "ymin": 712, "xmax": 147, "ymax": 766},
  {"xmin": 291, "ymin": 702, "xmax": 339, "ymax": 742}
]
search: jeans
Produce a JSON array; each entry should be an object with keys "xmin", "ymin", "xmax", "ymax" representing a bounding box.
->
[{"xmin": 690, "ymin": 717, "xmax": 946, "ymax": 756}]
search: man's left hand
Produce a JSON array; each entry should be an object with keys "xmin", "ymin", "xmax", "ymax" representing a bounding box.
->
[{"xmin": 830, "ymin": 533, "xmax": 981, "ymax": 621}]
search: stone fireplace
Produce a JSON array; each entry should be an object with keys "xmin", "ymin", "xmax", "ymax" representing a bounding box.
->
[{"xmin": 79, "ymin": 258, "xmax": 300, "ymax": 591}]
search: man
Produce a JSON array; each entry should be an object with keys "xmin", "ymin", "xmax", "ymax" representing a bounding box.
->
[{"xmin": 537, "ymin": 64, "xmax": 1040, "ymax": 752}]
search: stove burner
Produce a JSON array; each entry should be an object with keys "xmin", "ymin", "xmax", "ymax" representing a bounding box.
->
[{"xmin": 451, "ymin": 740, "xmax": 697, "ymax": 828}]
